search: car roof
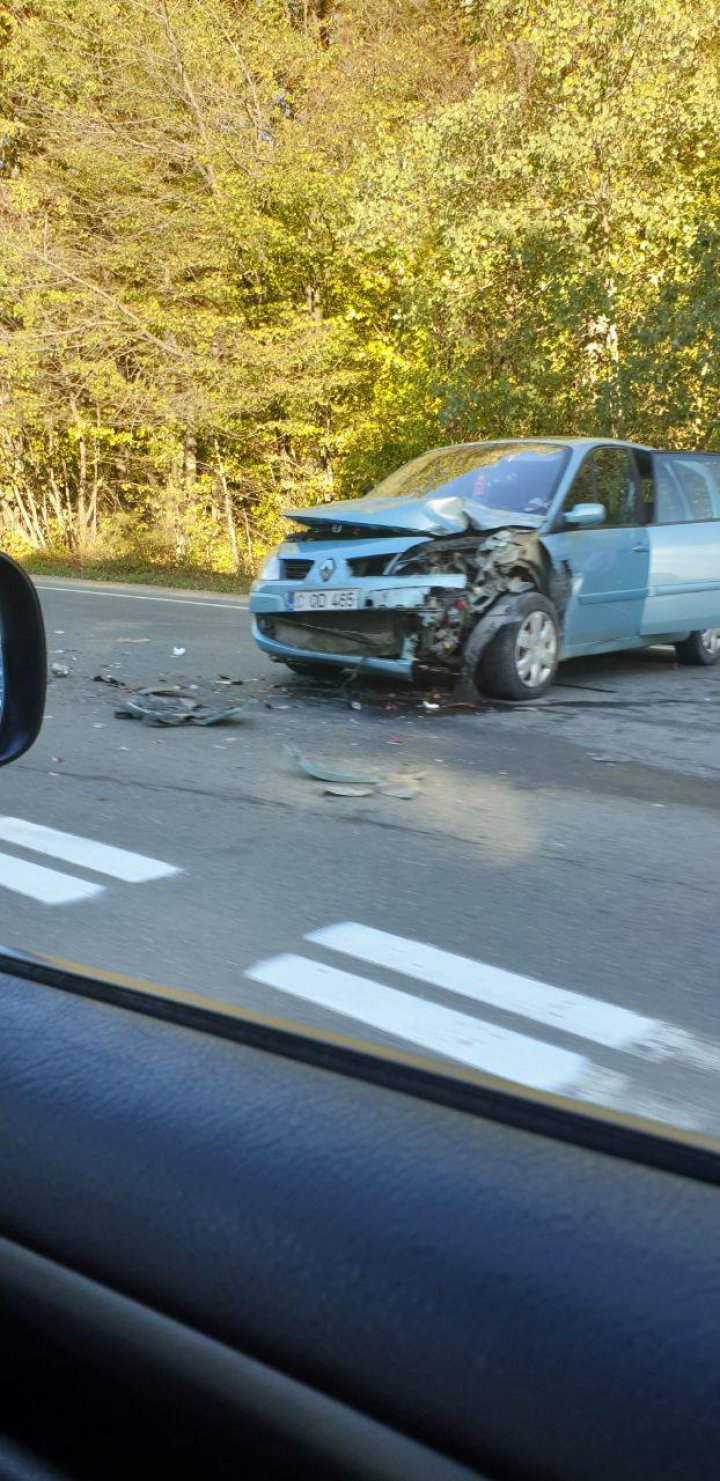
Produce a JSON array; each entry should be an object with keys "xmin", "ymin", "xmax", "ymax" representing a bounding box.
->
[{"xmin": 428, "ymin": 437, "xmax": 654, "ymax": 454}]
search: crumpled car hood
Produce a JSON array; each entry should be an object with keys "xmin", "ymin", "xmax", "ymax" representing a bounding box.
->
[{"xmin": 289, "ymin": 492, "xmax": 541, "ymax": 536}]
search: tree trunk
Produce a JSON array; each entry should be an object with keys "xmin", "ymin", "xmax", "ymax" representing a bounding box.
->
[
  {"xmin": 213, "ymin": 440, "xmax": 239, "ymax": 571},
  {"xmin": 77, "ymin": 430, "xmax": 88, "ymax": 551},
  {"xmin": 90, "ymin": 431, "xmax": 99, "ymax": 542},
  {"xmin": 240, "ymin": 502, "xmax": 254, "ymax": 568}
]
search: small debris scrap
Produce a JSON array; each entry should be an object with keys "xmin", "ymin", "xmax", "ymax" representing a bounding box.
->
[
  {"xmin": 377, "ymin": 783, "xmax": 421, "ymax": 800},
  {"xmin": 323, "ymin": 784, "xmax": 376, "ymax": 797},
  {"xmin": 172, "ymin": 646, "xmax": 186, "ymax": 657},
  {"xmin": 50, "ymin": 662, "xmax": 69, "ymax": 677},
  {"xmin": 94, "ymin": 672, "xmax": 124, "ymax": 687}
]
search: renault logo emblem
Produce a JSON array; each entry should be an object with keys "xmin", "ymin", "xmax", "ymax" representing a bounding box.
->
[{"xmin": 319, "ymin": 557, "xmax": 336, "ymax": 582}]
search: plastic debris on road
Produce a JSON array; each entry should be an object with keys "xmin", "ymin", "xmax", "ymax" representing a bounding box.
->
[
  {"xmin": 285, "ymin": 743, "xmax": 379, "ymax": 786},
  {"xmin": 115, "ymin": 687, "xmax": 257, "ymax": 727},
  {"xmin": 286, "ymin": 744, "xmax": 420, "ymax": 801},
  {"xmin": 172, "ymin": 646, "xmax": 186, "ymax": 656},
  {"xmin": 323, "ymin": 783, "xmax": 376, "ymax": 797},
  {"xmin": 50, "ymin": 662, "xmax": 69, "ymax": 677}
]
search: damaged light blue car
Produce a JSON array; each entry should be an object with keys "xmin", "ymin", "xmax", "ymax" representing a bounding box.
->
[{"xmin": 250, "ymin": 439, "xmax": 720, "ymax": 700}]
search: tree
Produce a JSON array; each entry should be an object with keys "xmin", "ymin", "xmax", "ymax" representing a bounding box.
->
[{"xmin": 0, "ymin": 0, "xmax": 717, "ymax": 574}]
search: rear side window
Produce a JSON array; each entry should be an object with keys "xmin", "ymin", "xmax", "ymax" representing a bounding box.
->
[{"xmin": 653, "ymin": 455, "xmax": 720, "ymax": 523}]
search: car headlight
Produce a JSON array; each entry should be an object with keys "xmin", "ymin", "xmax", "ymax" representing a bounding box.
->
[{"xmin": 259, "ymin": 553, "xmax": 282, "ymax": 581}]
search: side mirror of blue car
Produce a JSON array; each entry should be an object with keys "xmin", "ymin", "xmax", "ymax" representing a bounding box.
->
[
  {"xmin": 0, "ymin": 553, "xmax": 46, "ymax": 768},
  {"xmin": 563, "ymin": 502, "xmax": 607, "ymax": 529}
]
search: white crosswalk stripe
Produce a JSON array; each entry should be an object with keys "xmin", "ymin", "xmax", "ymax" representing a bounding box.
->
[
  {"xmin": 246, "ymin": 922, "xmax": 720, "ymax": 1131},
  {"xmin": 307, "ymin": 922, "xmax": 659, "ymax": 1050},
  {"xmin": 0, "ymin": 852, "xmax": 104, "ymax": 906},
  {"xmin": 247, "ymin": 951, "xmax": 589, "ymax": 1093},
  {"xmin": 0, "ymin": 816, "xmax": 180, "ymax": 905},
  {"xmin": 0, "ymin": 817, "xmax": 179, "ymax": 884}
]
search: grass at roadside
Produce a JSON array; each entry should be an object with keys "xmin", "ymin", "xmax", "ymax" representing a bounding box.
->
[{"xmin": 19, "ymin": 553, "xmax": 251, "ymax": 594}]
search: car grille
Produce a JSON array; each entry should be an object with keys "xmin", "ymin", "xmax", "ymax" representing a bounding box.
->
[
  {"xmin": 346, "ymin": 554, "xmax": 394, "ymax": 577},
  {"xmin": 281, "ymin": 558, "xmax": 313, "ymax": 581},
  {"xmin": 260, "ymin": 611, "xmax": 406, "ymax": 659}
]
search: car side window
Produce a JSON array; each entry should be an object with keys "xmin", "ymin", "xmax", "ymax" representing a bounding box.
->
[
  {"xmin": 566, "ymin": 447, "xmax": 638, "ymax": 527},
  {"xmin": 590, "ymin": 447, "xmax": 638, "ymax": 526},
  {"xmin": 653, "ymin": 454, "xmax": 720, "ymax": 523},
  {"xmin": 568, "ymin": 456, "xmax": 595, "ymax": 506},
  {"xmin": 653, "ymin": 458, "xmax": 690, "ymax": 524},
  {"xmin": 634, "ymin": 450, "xmax": 655, "ymax": 525}
]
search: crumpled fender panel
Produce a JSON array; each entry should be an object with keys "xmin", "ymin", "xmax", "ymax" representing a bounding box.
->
[{"xmin": 390, "ymin": 530, "xmax": 567, "ymax": 673}]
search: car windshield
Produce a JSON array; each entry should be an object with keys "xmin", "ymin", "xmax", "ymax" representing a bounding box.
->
[
  {"xmin": 368, "ymin": 444, "xmax": 570, "ymax": 517},
  {"xmin": 1, "ymin": 0, "xmax": 719, "ymax": 1153}
]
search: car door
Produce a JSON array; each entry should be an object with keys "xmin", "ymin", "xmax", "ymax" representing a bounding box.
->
[
  {"xmin": 640, "ymin": 453, "xmax": 720, "ymax": 635},
  {"xmin": 547, "ymin": 445, "xmax": 650, "ymax": 653}
]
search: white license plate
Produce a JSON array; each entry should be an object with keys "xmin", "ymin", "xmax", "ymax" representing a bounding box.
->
[{"xmin": 289, "ymin": 588, "xmax": 360, "ymax": 612}]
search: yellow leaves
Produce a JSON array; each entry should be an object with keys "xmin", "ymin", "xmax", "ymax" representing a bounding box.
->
[{"xmin": 0, "ymin": 0, "xmax": 718, "ymax": 565}]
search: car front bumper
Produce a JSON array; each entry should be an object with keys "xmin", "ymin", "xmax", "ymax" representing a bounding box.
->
[
  {"xmin": 250, "ymin": 574, "xmax": 467, "ymax": 678},
  {"xmin": 252, "ymin": 618, "xmax": 415, "ymax": 678}
]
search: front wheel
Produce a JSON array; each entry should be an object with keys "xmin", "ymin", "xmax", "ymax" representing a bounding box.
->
[
  {"xmin": 479, "ymin": 595, "xmax": 559, "ymax": 701},
  {"xmin": 674, "ymin": 630, "xmax": 720, "ymax": 666}
]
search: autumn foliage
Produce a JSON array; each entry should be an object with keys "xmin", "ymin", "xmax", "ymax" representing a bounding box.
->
[{"xmin": 0, "ymin": 0, "xmax": 718, "ymax": 575}]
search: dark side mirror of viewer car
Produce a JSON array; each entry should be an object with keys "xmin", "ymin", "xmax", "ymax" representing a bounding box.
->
[
  {"xmin": 0, "ymin": 553, "xmax": 46, "ymax": 767},
  {"xmin": 563, "ymin": 501, "xmax": 607, "ymax": 529}
]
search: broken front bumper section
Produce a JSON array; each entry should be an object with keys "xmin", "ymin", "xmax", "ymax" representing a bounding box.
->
[
  {"xmin": 257, "ymin": 610, "xmax": 406, "ymax": 660},
  {"xmin": 252, "ymin": 527, "xmax": 570, "ymax": 689}
]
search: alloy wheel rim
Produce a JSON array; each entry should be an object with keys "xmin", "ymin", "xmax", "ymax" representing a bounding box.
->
[
  {"xmin": 514, "ymin": 611, "xmax": 557, "ymax": 689},
  {"xmin": 700, "ymin": 629, "xmax": 720, "ymax": 656}
]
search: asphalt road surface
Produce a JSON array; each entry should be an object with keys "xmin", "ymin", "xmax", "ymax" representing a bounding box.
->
[{"xmin": 3, "ymin": 575, "xmax": 720, "ymax": 1134}]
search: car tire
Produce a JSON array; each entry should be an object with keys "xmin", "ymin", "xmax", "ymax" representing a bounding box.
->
[
  {"xmin": 284, "ymin": 660, "xmax": 342, "ymax": 681},
  {"xmin": 674, "ymin": 630, "xmax": 720, "ymax": 666},
  {"xmin": 479, "ymin": 594, "xmax": 560, "ymax": 701}
]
